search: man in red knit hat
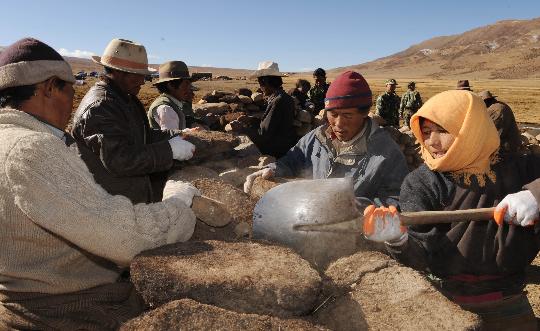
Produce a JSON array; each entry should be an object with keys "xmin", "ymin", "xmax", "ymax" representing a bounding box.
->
[{"xmin": 244, "ymin": 71, "xmax": 408, "ymax": 203}]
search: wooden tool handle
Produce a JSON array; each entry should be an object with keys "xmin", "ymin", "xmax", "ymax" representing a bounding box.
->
[{"xmin": 399, "ymin": 207, "xmax": 495, "ymax": 226}]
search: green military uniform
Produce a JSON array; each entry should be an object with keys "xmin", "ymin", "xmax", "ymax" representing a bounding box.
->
[
  {"xmin": 308, "ymin": 83, "xmax": 330, "ymax": 113},
  {"xmin": 399, "ymin": 90, "xmax": 423, "ymax": 127},
  {"xmin": 375, "ymin": 91, "xmax": 401, "ymax": 126}
]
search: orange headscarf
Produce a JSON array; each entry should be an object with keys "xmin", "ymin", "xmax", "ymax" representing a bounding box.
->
[{"xmin": 410, "ymin": 90, "xmax": 500, "ymax": 186}]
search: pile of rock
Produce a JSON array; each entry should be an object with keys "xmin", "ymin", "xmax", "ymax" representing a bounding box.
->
[
  {"xmin": 384, "ymin": 126, "xmax": 424, "ymax": 170},
  {"xmin": 122, "ymin": 242, "xmax": 481, "ymax": 330},
  {"xmin": 193, "ymin": 89, "xmax": 266, "ymax": 131},
  {"xmin": 519, "ymin": 130, "xmax": 540, "ymax": 156}
]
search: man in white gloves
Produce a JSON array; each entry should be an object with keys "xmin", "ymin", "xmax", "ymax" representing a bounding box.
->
[
  {"xmin": 0, "ymin": 38, "xmax": 199, "ymax": 330},
  {"xmin": 72, "ymin": 38, "xmax": 194, "ymax": 204}
]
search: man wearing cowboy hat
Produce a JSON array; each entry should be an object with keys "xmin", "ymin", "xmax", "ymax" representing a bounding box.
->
[
  {"xmin": 456, "ymin": 79, "xmax": 473, "ymax": 91},
  {"xmin": 72, "ymin": 39, "xmax": 196, "ymax": 204},
  {"xmin": 235, "ymin": 61, "xmax": 297, "ymax": 158},
  {"xmin": 148, "ymin": 60, "xmax": 204, "ymax": 130},
  {"xmin": 375, "ymin": 79, "xmax": 401, "ymax": 126},
  {"xmin": 399, "ymin": 81, "xmax": 423, "ymax": 128},
  {"xmin": 0, "ymin": 38, "xmax": 198, "ymax": 330},
  {"xmin": 479, "ymin": 90, "xmax": 521, "ymax": 155}
]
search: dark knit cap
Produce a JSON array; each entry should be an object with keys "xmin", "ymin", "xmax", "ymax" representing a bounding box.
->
[
  {"xmin": 324, "ymin": 71, "xmax": 372, "ymax": 111},
  {"xmin": 0, "ymin": 37, "xmax": 74, "ymax": 89}
]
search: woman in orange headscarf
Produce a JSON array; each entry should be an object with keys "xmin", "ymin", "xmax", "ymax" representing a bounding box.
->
[{"xmin": 364, "ymin": 90, "xmax": 540, "ymax": 330}]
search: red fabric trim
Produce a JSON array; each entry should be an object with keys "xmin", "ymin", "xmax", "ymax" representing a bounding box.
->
[
  {"xmin": 453, "ymin": 292, "xmax": 503, "ymax": 304},
  {"xmin": 101, "ymin": 55, "xmax": 147, "ymax": 70}
]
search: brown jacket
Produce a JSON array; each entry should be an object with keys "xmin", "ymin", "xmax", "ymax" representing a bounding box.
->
[
  {"xmin": 486, "ymin": 101, "xmax": 521, "ymax": 154},
  {"xmin": 72, "ymin": 79, "xmax": 174, "ymax": 203}
]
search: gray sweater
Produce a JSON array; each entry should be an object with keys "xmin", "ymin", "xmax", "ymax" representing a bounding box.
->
[{"xmin": 0, "ymin": 108, "xmax": 195, "ymax": 294}]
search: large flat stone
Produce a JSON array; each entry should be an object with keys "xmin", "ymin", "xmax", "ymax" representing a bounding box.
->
[
  {"xmin": 315, "ymin": 251, "xmax": 482, "ymax": 331},
  {"xmin": 130, "ymin": 241, "xmax": 322, "ymax": 318},
  {"xmin": 120, "ymin": 299, "xmax": 328, "ymax": 331}
]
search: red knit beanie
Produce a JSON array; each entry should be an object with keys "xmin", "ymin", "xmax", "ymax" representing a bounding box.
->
[{"xmin": 324, "ymin": 71, "xmax": 372, "ymax": 111}]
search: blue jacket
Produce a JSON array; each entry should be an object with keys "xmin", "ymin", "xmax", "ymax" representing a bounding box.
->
[{"xmin": 274, "ymin": 118, "xmax": 409, "ymax": 201}]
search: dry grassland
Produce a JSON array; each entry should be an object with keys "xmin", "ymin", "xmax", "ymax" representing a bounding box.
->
[{"xmin": 73, "ymin": 75, "xmax": 540, "ymax": 125}]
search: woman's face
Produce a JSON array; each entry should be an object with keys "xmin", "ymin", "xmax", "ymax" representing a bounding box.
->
[{"xmin": 421, "ymin": 119, "xmax": 456, "ymax": 159}]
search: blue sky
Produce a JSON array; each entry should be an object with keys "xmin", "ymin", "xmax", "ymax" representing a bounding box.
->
[{"xmin": 1, "ymin": 0, "xmax": 538, "ymax": 71}]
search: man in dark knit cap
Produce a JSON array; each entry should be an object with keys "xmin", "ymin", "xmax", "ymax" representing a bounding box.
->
[
  {"xmin": 244, "ymin": 70, "xmax": 409, "ymax": 202},
  {"xmin": 72, "ymin": 38, "xmax": 196, "ymax": 204},
  {"xmin": 0, "ymin": 38, "xmax": 199, "ymax": 330}
]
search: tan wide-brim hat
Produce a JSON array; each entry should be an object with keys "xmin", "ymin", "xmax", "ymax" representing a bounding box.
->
[
  {"xmin": 250, "ymin": 61, "xmax": 286, "ymax": 78},
  {"xmin": 153, "ymin": 60, "xmax": 191, "ymax": 85},
  {"xmin": 92, "ymin": 38, "xmax": 152, "ymax": 75}
]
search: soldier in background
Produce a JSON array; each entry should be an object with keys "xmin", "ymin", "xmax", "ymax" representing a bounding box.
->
[
  {"xmin": 479, "ymin": 90, "xmax": 522, "ymax": 155},
  {"xmin": 308, "ymin": 68, "xmax": 330, "ymax": 113},
  {"xmin": 375, "ymin": 79, "xmax": 400, "ymax": 126},
  {"xmin": 399, "ymin": 81, "xmax": 423, "ymax": 127}
]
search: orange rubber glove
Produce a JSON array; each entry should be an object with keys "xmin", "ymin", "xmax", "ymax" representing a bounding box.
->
[{"xmin": 363, "ymin": 205, "xmax": 407, "ymax": 244}]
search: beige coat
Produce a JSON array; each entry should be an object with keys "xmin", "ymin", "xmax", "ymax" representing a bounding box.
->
[{"xmin": 0, "ymin": 108, "xmax": 195, "ymax": 294}]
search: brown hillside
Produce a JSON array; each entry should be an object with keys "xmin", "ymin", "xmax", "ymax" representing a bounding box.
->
[
  {"xmin": 333, "ymin": 17, "xmax": 540, "ymax": 79},
  {"xmin": 64, "ymin": 56, "xmax": 254, "ymax": 77}
]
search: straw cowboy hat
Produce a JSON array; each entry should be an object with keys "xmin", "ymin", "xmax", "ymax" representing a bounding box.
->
[
  {"xmin": 92, "ymin": 38, "xmax": 152, "ymax": 75},
  {"xmin": 250, "ymin": 61, "xmax": 286, "ymax": 78}
]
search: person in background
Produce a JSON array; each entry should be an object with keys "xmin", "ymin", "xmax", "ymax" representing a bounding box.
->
[
  {"xmin": 288, "ymin": 78, "xmax": 312, "ymax": 110},
  {"xmin": 364, "ymin": 90, "xmax": 540, "ymax": 330},
  {"xmin": 244, "ymin": 71, "xmax": 408, "ymax": 203},
  {"xmin": 399, "ymin": 81, "xmax": 422, "ymax": 128},
  {"xmin": 72, "ymin": 39, "xmax": 195, "ymax": 204},
  {"xmin": 375, "ymin": 79, "xmax": 400, "ymax": 126},
  {"xmin": 308, "ymin": 67, "xmax": 330, "ymax": 113},
  {"xmin": 479, "ymin": 90, "xmax": 522, "ymax": 156},
  {"xmin": 0, "ymin": 37, "xmax": 199, "ymax": 330},
  {"xmin": 242, "ymin": 61, "xmax": 298, "ymax": 158},
  {"xmin": 456, "ymin": 79, "xmax": 473, "ymax": 91},
  {"xmin": 148, "ymin": 60, "xmax": 206, "ymax": 131}
]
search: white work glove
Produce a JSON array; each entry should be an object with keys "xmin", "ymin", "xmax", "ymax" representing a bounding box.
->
[
  {"xmin": 162, "ymin": 180, "xmax": 201, "ymax": 207},
  {"xmin": 168, "ymin": 136, "xmax": 195, "ymax": 161},
  {"xmin": 363, "ymin": 205, "xmax": 407, "ymax": 244},
  {"xmin": 494, "ymin": 190, "xmax": 539, "ymax": 227},
  {"xmin": 243, "ymin": 167, "xmax": 275, "ymax": 194}
]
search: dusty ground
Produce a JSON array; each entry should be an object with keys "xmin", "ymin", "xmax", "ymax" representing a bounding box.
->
[{"xmin": 526, "ymin": 255, "xmax": 540, "ymax": 326}]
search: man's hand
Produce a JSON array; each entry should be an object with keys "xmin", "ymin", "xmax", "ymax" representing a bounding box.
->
[
  {"xmin": 494, "ymin": 190, "xmax": 539, "ymax": 227},
  {"xmin": 243, "ymin": 168, "xmax": 275, "ymax": 194},
  {"xmin": 168, "ymin": 136, "xmax": 195, "ymax": 161},
  {"xmin": 162, "ymin": 180, "xmax": 201, "ymax": 207},
  {"xmin": 363, "ymin": 205, "xmax": 407, "ymax": 244}
]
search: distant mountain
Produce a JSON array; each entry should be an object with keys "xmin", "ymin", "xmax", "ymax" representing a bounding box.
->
[
  {"xmin": 332, "ymin": 17, "xmax": 540, "ymax": 79},
  {"xmin": 64, "ymin": 56, "xmax": 254, "ymax": 77}
]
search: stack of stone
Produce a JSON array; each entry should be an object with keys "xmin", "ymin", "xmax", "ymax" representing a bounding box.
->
[
  {"xmin": 121, "ymin": 242, "xmax": 482, "ymax": 330},
  {"xmin": 193, "ymin": 89, "xmax": 266, "ymax": 131},
  {"xmin": 384, "ymin": 126, "xmax": 424, "ymax": 170}
]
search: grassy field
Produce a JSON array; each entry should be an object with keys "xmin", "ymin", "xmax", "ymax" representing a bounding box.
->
[{"xmin": 73, "ymin": 75, "xmax": 540, "ymax": 125}]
